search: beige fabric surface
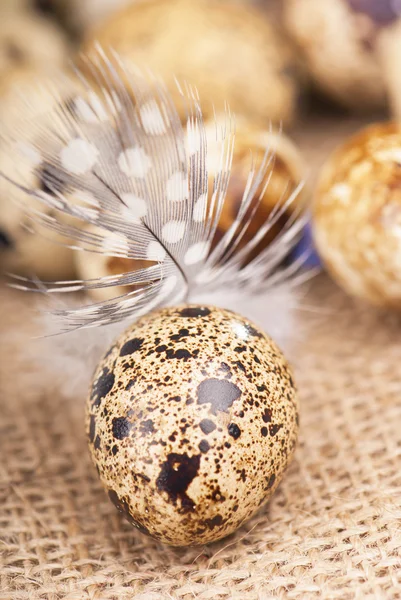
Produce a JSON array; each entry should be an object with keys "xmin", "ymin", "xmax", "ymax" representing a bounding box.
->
[{"xmin": 1, "ymin": 273, "xmax": 401, "ymax": 600}]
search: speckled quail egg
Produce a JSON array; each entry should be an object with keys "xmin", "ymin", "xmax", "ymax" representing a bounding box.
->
[
  {"xmin": 75, "ymin": 119, "xmax": 307, "ymax": 302},
  {"xmin": 313, "ymin": 121, "xmax": 401, "ymax": 308},
  {"xmin": 87, "ymin": 304, "xmax": 298, "ymax": 546},
  {"xmin": 0, "ymin": 11, "xmax": 68, "ymax": 86},
  {"xmin": 0, "ymin": 75, "xmax": 79, "ymax": 280},
  {"xmin": 82, "ymin": 0, "xmax": 301, "ymax": 127},
  {"xmin": 283, "ymin": 0, "xmax": 391, "ymax": 112},
  {"xmin": 49, "ymin": 0, "xmax": 145, "ymax": 35}
]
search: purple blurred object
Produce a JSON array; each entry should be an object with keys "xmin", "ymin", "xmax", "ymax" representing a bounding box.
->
[
  {"xmin": 291, "ymin": 218, "xmax": 321, "ymax": 269},
  {"xmin": 347, "ymin": 0, "xmax": 401, "ymax": 26}
]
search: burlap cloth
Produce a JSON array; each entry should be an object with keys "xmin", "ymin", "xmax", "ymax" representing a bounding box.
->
[{"xmin": 1, "ymin": 116, "xmax": 401, "ymax": 599}]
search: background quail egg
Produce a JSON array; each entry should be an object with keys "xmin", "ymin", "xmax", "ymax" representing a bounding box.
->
[
  {"xmin": 87, "ymin": 304, "xmax": 298, "ymax": 546},
  {"xmin": 283, "ymin": 0, "xmax": 388, "ymax": 113},
  {"xmin": 82, "ymin": 0, "xmax": 301, "ymax": 127},
  {"xmin": 313, "ymin": 121, "xmax": 401, "ymax": 308},
  {"xmin": 0, "ymin": 74, "xmax": 81, "ymax": 280}
]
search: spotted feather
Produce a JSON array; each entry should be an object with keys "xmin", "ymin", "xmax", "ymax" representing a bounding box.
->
[{"xmin": 0, "ymin": 48, "xmax": 313, "ymax": 333}]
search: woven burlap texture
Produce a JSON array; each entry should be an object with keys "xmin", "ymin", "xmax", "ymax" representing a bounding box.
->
[{"xmin": 1, "ymin": 273, "xmax": 400, "ymax": 600}]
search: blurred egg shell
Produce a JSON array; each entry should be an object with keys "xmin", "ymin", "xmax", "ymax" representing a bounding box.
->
[
  {"xmin": 283, "ymin": 0, "xmax": 388, "ymax": 112},
  {"xmin": 0, "ymin": 73, "xmax": 82, "ymax": 281},
  {"xmin": 0, "ymin": 11, "xmax": 69, "ymax": 80},
  {"xmin": 210, "ymin": 121, "xmax": 307, "ymax": 250},
  {"xmin": 82, "ymin": 0, "xmax": 301, "ymax": 127},
  {"xmin": 87, "ymin": 304, "xmax": 298, "ymax": 546},
  {"xmin": 313, "ymin": 121, "xmax": 401, "ymax": 307}
]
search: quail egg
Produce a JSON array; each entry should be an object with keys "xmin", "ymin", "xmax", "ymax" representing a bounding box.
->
[
  {"xmin": 284, "ymin": 0, "xmax": 389, "ymax": 112},
  {"xmin": 83, "ymin": 0, "xmax": 301, "ymax": 127},
  {"xmin": 87, "ymin": 304, "xmax": 298, "ymax": 546},
  {"xmin": 313, "ymin": 121, "xmax": 401, "ymax": 307},
  {"xmin": 0, "ymin": 74, "xmax": 81, "ymax": 280},
  {"xmin": 0, "ymin": 10, "xmax": 68, "ymax": 85}
]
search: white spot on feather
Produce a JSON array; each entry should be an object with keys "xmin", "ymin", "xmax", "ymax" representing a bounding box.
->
[
  {"xmin": 147, "ymin": 241, "xmax": 166, "ymax": 262},
  {"xmin": 166, "ymin": 171, "xmax": 188, "ymax": 202},
  {"xmin": 186, "ymin": 121, "xmax": 201, "ymax": 155},
  {"xmin": 162, "ymin": 220, "xmax": 186, "ymax": 244},
  {"xmin": 193, "ymin": 193, "xmax": 208, "ymax": 222},
  {"xmin": 118, "ymin": 147, "xmax": 152, "ymax": 178},
  {"xmin": 60, "ymin": 138, "xmax": 99, "ymax": 175},
  {"xmin": 140, "ymin": 100, "xmax": 167, "ymax": 135},
  {"xmin": 75, "ymin": 92, "xmax": 108, "ymax": 123},
  {"xmin": 184, "ymin": 241, "xmax": 210, "ymax": 265},
  {"xmin": 17, "ymin": 142, "xmax": 42, "ymax": 166},
  {"xmin": 120, "ymin": 193, "xmax": 148, "ymax": 221}
]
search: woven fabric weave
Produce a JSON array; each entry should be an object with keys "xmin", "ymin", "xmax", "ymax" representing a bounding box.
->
[{"xmin": 1, "ymin": 272, "xmax": 401, "ymax": 600}]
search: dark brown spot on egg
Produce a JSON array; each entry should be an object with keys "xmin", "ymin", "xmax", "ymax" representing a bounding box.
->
[
  {"xmin": 156, "ymin": 453, "xmax": 201, "ymax": 513},
  {"xmin": 261, "ymin": 426, "xmax": 268, "ymax": 437},
  {"xmin": 244, "ymin": 324, "xmax": 263, "ymax": 338},
  {"xmin": 179, "ymin": 307, "xmax": 211, "ymax": 318},
  {"xmin": 170, "ymin": 328, "xmax": 190, "ymax": 341},
  {"xmin": 112, "ymin": 417, "xmax": 131, "ymax": 439},
  {"xmin": 107, "ymin": 490, "xmax": 150, "ymax": 535},
  {"xmin": 262, "ymin": 408, "xmax": 272, "ymax": 423},
  {"xmin": 270, "ymin": 424, "xmax": 283, "ymax": 436},
  {"xmin": 204, "ymin": 514, "xmax": 224, "ymax": 530},
  {"xmin": 89, "ymin": 415, "xmax": 96, "ymax": 443},
  {"xmin": 228, "ymin": 423, "xmax": 241, "ymax": 439},
  {"xmin": 197, "ymin": 378, "xmax": 242, "ymax": 415},
  {"xmin": 120, "ymin": 337, "xmax": 144, "ymax": 356},
  {"xmin": 167, "ymin": 348, "xmax": 192, "ymax": 360},
  {"xmin": 91, "ymin": 368, "xmax": 115, "ymax": 407},
  {"xmin": 266, "ymin": 473, "xmax": 276, "ymax": 489}
]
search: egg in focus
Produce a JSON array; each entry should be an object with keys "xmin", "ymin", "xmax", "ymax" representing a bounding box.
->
[{"xmin": 87, "ymin": 305, "xmax": 298, "ymax": 546}]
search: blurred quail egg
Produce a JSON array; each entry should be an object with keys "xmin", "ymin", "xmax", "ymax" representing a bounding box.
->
[
  {"xmin": 83, "ymin": 0, "xmax": 301, "ymax": 127},
  {"xmin": 0, "ymin": 74, "xmax": 80, "ymax": 280},
  {"xmin": 0, "ymin": 10, "xmax": 68, "ymax": 85},
  {"xmin": 283, "ymin": 0, "xmax": 389, "ymax": 112},
  {"xmin": 313, "ymin": 121, "xmax": 401, "ymax": 307},
  {"xmin": 207, "ymin": 117, "xmax": 307, "ymax": 254},
  {"xmin": 87, "ymin": 304, "xmax": 298, "ymax": 546}
]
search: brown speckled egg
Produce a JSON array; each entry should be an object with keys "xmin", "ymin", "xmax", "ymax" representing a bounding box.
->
[
  {"xmin": 87, "ymin": 305, "xmax": 298, "ymax": 546},
  {"xmin": 83, "ymin": 0, "xmax": 301, "ymax": 127},
  {"xmin": 0, "ymin": 75, "xmax": 80, "ymax": 280},
  {"xmin": 284, "ymin": 0, "xmax": 390, "ymax": 112},
  {"xmin": 313, "ymin": 122, "xmax": 401, "ymax": 308}
]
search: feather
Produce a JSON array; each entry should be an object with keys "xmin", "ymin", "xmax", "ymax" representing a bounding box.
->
[{"xmin": 0, "ymin": 48, "xmax": 317, "ymax": 389}]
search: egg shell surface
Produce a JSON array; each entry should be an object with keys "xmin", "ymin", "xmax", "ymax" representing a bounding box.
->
[{"xmin": 87, "ymin": 304, "xmax": 298, "ymax": 546}]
